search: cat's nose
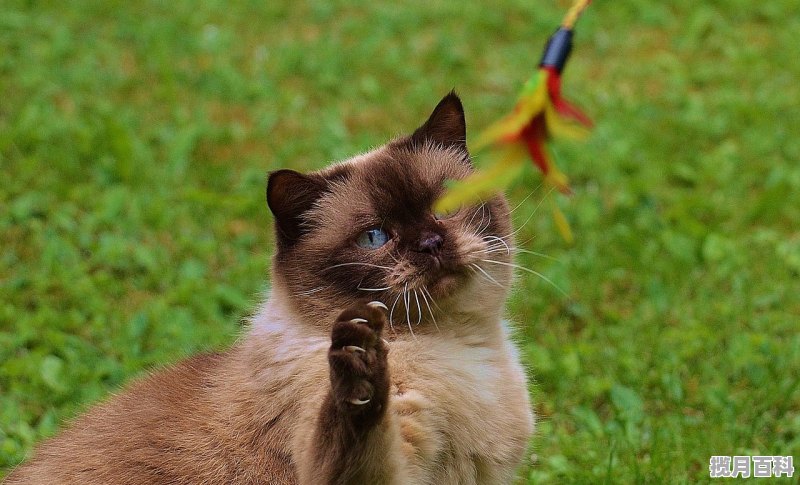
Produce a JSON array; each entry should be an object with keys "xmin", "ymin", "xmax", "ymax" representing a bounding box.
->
[{"xmin": 416, "ymin": 231, "xmax": 444, "ymax": 255}]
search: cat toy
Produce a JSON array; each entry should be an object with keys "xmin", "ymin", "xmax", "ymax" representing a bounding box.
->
[{"xmin": 434, "ymin": 0, "xmax": 593, "ymax": 243}]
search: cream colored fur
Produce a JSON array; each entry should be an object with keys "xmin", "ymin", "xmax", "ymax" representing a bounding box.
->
[{"xmin": 245, "ymin": 271, "xmax": 534, "ymax": 484}]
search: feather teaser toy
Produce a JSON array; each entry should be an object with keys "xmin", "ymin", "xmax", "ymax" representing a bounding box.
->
[{"xmin": 434, "ymin": 0, "xmax": 593, "ymax": 243}]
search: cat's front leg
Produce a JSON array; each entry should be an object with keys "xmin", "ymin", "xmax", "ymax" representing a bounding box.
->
[{"xmin": 300, "ymin": 300, "xmax": 405, "ymax": 485}]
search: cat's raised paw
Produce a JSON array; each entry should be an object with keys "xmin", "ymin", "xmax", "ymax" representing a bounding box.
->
[{"xmin": 328, "ymin": 301, "xmax": 390, "ymax": 419}]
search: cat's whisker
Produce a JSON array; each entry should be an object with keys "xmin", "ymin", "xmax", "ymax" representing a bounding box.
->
[
  {"xmin": 506, "ymin": 183, "xmax": 542, "ymax": 216},
  {"xmin": 493, "ymin": 186, "xmax": 556, "ymax": 243},
  {"xmin": 413, "ymin": 289, "xmax": 422, "ymax": 326},
  {"xmin": 477, "ymin": 205, "xmax": 493, "ymax": 234},
  {"xmin": 477, "ymin": 248, "xmax": 516, "ymax": 257},
  {"xmin": 357, "ymin": 286, "xmax": 393, "ymax": 292},
  {"xmin": 476, "ymin": 204, "xmax": 489, "ymax": 234},
  {"xmin": 483, "ymin": 232, "xmax": 512, "ymax": 247},
  {"xmin": 323, "ymin": 262, "xmax": 392, "ymax": 272},
  {"xmin": 513, "ymin": 248, "xmax": 560, "ymax": 262},
  {"xmin": 477, "ymin": 243, "xmax": 515, "ymax": 254},
  {"xmin": 516, "ymin": 233, "xmax": 542, "ymax": 249},
  {"xmin": 422, "ymin": 286, "xmax": 443, "ymax": 313},
  {"xmin": 491, "ymin": 229, "xmax": 520, "ymax": 245},
  {"xmin": 388, "ymin": 292, "xmax": 403, "ymax": 332},
  {"xmin": 486, "ymin": 186, "xmax": 555, "ymax": 248},
  {"xmin": 463, "ymin": 203, "xmax": 485, "ymax": 235},
  {"xmin": 419, "ymin": 287, "xmax": 440, "ymax": 333},
  {"xmin": 480, "ymin": 242, "xmax": 514, "ymax": 254},
  {"xmin": 470, "ymin": 263, "xmax": 504, "ymax": 288},
  {"xmin": 479, "ymin": 258, "xmax": 567, "ymax": 296},
  {"xmin": 482, "ymin": 235, "xmax": 511, "ymax": 255},
  {"xmin": 403, "ymin": 284, "xmax": 416, "ymax": 339},
  {"xmin": 473, "ymin": 203, "xmax": 485, "ymax": 231},
  {"xmin": 488, "ymin": 234, "xmax": 541, "ymax": 255},
  {"xmin": 482, "ymin": 239, "xmax": 507, "ymax": 248},
  {"xmin": 465, "ymin": 202, "xmax": 486, "ymax": 229}
]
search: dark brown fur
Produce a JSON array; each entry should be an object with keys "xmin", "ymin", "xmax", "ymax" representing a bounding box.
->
[{"xmin": 311, "ymin": 302, "xmax": 391, "ymax": 484}]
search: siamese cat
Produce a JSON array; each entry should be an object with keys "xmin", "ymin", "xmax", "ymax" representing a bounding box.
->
[{"xmin": 5, "ymin": 92, "xmax": 534, "ymax": 484}]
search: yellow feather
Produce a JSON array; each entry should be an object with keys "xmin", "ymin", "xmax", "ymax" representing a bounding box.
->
[
  {"xmin": 544, "ymin": 102, "xmax": 590, "ymax": 140},
  {"xmin": 434, "ymin": 146, "xmax": 527, "ymax": 213},
  {"xmin": 551, "ymin": 199, "xmax": 574, "ymax": 244},
  {"xmin": 472, "ymin": 73, "xmax": 548, "ymax": 150}
]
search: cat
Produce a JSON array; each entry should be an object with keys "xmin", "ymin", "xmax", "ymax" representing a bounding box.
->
[{"xmin": 4, "ymin": 92, "xmax": 534, "ymax": 484}]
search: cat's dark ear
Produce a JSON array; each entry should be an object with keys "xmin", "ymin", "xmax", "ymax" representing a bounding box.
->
[
  {"xmin": 267, "ymin": 169, "xmax": 327, "ymax": 247},
  {"xmin": 410, "ymin": 91, "xmax": 467, "ymax": 152}
]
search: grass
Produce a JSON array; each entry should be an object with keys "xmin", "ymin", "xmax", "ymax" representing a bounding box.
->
[{"xmin": 1, "ymin": 0, "xmax": 798, "ymax": 482}]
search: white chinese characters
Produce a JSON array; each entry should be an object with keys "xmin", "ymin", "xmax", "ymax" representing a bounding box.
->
[{"xmin": 710, "ymin": 455, "xmax": 794, "ymax": 478}]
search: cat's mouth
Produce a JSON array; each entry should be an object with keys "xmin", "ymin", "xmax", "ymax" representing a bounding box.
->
[
  {"xmin": 427, "ymin": 271, "xmax": 463, "ymax": 298},
  {"xmin": 419, "ymin": 261, "xmax": 468, "ymax": 298}
]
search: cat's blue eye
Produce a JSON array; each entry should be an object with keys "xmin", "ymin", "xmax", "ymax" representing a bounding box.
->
[{"xmin": 356, "ymin": 228, "xmax": 389, "ymax": 249}]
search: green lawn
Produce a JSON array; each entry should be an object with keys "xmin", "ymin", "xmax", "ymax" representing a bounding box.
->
[{"xmin": 1, "ymin": 0, "xmax": 798, "ymax": 482}]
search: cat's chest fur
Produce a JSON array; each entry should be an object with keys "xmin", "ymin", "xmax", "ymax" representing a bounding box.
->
[
  {"xmin": 383, "ymin": 329, "xmax": 533, "ymax": 482},
  {"xmin": 263, "ymin": 317, "xmax": 533, "ymax": 484}
]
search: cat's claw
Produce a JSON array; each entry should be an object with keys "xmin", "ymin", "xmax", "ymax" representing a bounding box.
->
[
  {"xmin": 348, "ymin": 397, "xmax": 371, "ymax": 405},
  {"xmin": 344, "ymin": 345, "xmax": 366, "ymax": 354},
  {"xmin": 367, "ymin": 301, "xmax": 388, "ymax": 311},
  {"xmin": 349, "ymin": 318, "xmax": 368, "ymax": 324}
]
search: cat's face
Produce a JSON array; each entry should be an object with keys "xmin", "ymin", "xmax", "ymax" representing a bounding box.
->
[{"xmin": 267, "ymin": 93, "xmax": 513, "ymax": 330}]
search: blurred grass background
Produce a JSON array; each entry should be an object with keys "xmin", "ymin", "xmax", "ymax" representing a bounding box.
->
[{"xmin": 1, "ymin": 0, "xmax": 799, "ymax": 482}]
